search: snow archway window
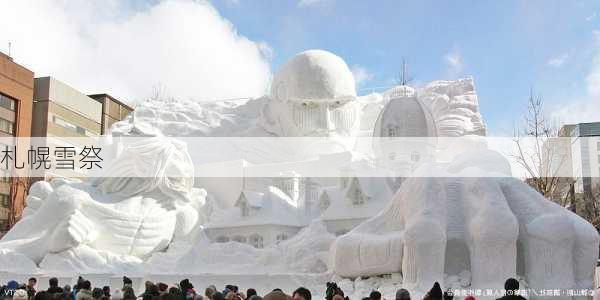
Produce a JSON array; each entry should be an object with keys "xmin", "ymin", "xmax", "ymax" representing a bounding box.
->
[
  {"xmin": 216, "ymin": 236, "xmax": 229, "ymax": 243},
  {"xmin": 250, "ymin": 234, "xmax": 263, "ymax": 248},
  {"xmin": 233, "ymin": 235, "xmax": 247, "ymax": 243},
  {"xmin": 276, "ymin": 233, "xmax": 288, "ymax": 244},
  {"xmin": 352, "ymin": 187, "xmax": 364, "ymax": 205},
  {"xmin": 319, "ymin": 193, "xmax": 331, "ymax": 212}
]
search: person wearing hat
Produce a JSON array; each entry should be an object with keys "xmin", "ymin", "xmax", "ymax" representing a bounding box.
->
[
  {"xmin": 424, "ymin": 282, "xmax": 443, "ymax": 300},
  {"xmin": 395, "ymin": 289, "xmax": 410, "ymax": 300}
]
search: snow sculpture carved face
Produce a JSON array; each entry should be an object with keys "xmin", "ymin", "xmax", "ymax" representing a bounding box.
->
[
  {"xmin": 331, "ymin": 149, "xmax": 600, "ymax": 297},
  {"xmin": 267, "ymin": 50, "xmax": 360, "ymax": 137}
]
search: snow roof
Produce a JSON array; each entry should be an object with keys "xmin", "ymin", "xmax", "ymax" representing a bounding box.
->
[
  {"xmin": 235, "ymin": 190, "xmax": 264, "ymax": 208},
  {"xmin": 206, "ymin": 186, "xmax": 305, "ymax": 229},
  {"xmin": 320, "ymin": 177, "xmax": 394, "ymax": 221}
]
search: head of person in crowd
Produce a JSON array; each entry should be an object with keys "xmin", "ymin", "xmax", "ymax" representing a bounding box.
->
[
  {"xmin": 92, "ymin": 288, "xmax": 104, "ymax": 300},
  {"xmin": 246, "ymin": 289, "xmax": 257, "ymax": 299},
  {"xmin": 369, "ymin": 291, "xmax": 381, "ymax": 300},
  {"xmin": 443, "ymin": 289, "xmax": 453, "ymax": 300},
  {"xmin": 64, "ymin": 285, "xmax": 72, "ymax": 294},
  {"xmin": 504, "ymin": 278, "xmax": 520, "ymax": 295},
  {"xmin": 75, "ymin": 277, "xmax": 85, "ymax": 291},
  {"xmin": 122, "ymin": 277, "xmax": 132, "ymax": 290},
  {"xmin": 263, "ymin": 290, "xmax": 288, "ymax": 300},
  {"xmin": 102, "ymin": 286, "xmax": 110, "ymax": 298},
  {"xmin": 27, "ymin": 278, "xmax": 37, "ymax": 288},
  {"xmin": 292, "ymin": 287, "xmax": 311, "ymax": 300},
  {"xmin": 425, "ymin": 282, "xmax": 442, "ymax": 300},
  {"xmin": 396, "ymin": 288, "xmax": 410, "ymax": 300},
  {"xmin": 82, "ymin": 281, "xmax": 92, "ymax": 291},
  {"xmin": 325, "ymin": 282, "xmax": 345, "ymax": 300},
  {"xmin": 157, "ymin": 283, "xmax": 168, "ymax": 295},
  {"xmin": 49, "ymin": 278, "xmax": 59, "ymax": 289}
]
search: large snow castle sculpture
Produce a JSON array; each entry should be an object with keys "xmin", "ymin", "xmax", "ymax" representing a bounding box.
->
[{"xmin": 0, "ymin": 49, "xmax": 596, "ymax": 298}]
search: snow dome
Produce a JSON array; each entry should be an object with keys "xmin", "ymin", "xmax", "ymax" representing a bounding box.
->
[
  {"xmin": 270, "ymin": 50, "xmax": 356, "ymax": 103},
  {"xmin": 373, "ymin": 95, "xmax": 437, "ymax": 138},
  {"xmin": 382, "ymin": 85, "xmax": 416, "ymax": 102}
]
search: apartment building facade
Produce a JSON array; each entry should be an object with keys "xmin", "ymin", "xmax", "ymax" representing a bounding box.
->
[
  {"xmin": 0, "ymin": 51, "xmax": 34, "ymax": 236},
  {"xmin": 88, "ymin": 93, "xmax": 133, "ymax": 134}
]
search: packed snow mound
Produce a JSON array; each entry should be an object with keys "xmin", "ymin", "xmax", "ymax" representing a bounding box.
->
[
  {"xmin": 112, "ymin": 97, "xmax": 268, "ymax": 137},
  {"xmin": 173, "ymin": 221, "xmax": 335, "ymax": 274},
  {"xmin": 271, "ymin": 50, "xmax": 356, "ymax": 102}
]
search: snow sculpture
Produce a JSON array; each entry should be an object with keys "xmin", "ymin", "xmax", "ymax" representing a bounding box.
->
[
  {"xmin": 259, "ymin": 49, "xmax": 360, "ymax": 137},
  {"xmin": 0, "ymin": 123, "xmax": 203, "ymax": 273},
  {"xmin": 419, "ymin": 77, "xmax": 486, "ymax": 136},
  {"xmin": 332, "ymin": 149, "xmax": 600, "ymax": 296}
]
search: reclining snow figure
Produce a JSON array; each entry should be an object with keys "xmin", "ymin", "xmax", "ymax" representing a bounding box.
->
[
  {"xmin": 332, "ymin": 148, "xmax": 600, "ymax": 296},
  {"xmin": 0, "ymin": 123, "xmax": 200, "ymax": 272}
]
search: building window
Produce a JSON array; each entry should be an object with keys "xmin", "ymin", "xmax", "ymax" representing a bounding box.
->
[
  {"xmin": 232, "ymin": 235, "xmax": 247, "ymax": 243},
  {"xmin": 276, "ymin": 233, "xmax": 288, "ymax": 244},
  {"xmin": 0, "ymin": 194, "xmax": 9, "ymax": 208},
  {"xmin": 52, "ymin": 115, "xmax": 90, "ymax": 136},
  {"xmin": 249, "ymin": 234, "xmax": 263, "ymax": 248},
  {"xmin": 411, "ymin": 151, "xmax": 420, "ymax": 162},
  {"xmin": 0, "ymin": 118, "xmax": 14, "ymax": 135},
  {"xmin": 0, "ymin": 94, "xmax": 16, "ymax": 111},
  {"xmin": 216, "ymin": 236, "xmax": 229, "ymax": 243}
]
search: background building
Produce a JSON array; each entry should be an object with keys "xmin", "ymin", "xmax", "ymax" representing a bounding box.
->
[
  {"xmin": 562, "ymin": 122, "xmax": 600, "ymax": 195},
  {"xmin": 0, "ymin": 51, "xmax": 34, "ymax": 236},
  {"xmin": 88, "ymin": 93, "xmax": 133, "ymax": 134}
]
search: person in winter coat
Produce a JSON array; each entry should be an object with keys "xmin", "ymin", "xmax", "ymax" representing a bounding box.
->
[
  {"xmin": 122, "ymin": 287, "xmax": 136, "ymax": 300},
  {"xmin": 13, "ymin": 289, "xmax": 28, "ymax": 300},
  {"xmin": 423, "ymin": 282, "xmax": 443, "ymax": 300},
  {"xmin": 75, "ymin": 281, "xmax": 93, "ymax": 300}
]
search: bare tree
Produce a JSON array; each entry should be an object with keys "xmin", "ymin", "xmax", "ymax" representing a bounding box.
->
[{"xmin": 512, "ymin": 90, "xmax": 574, "ymax": 206}]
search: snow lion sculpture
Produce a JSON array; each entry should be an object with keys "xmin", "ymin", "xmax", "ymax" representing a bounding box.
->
[
  {"xmin": 332, "ymin": 149, "xmax": 599, "ymax": 297},
  {"xmin": 0, "ymin": 123, "xmax": 201, "ymax": 272}
]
